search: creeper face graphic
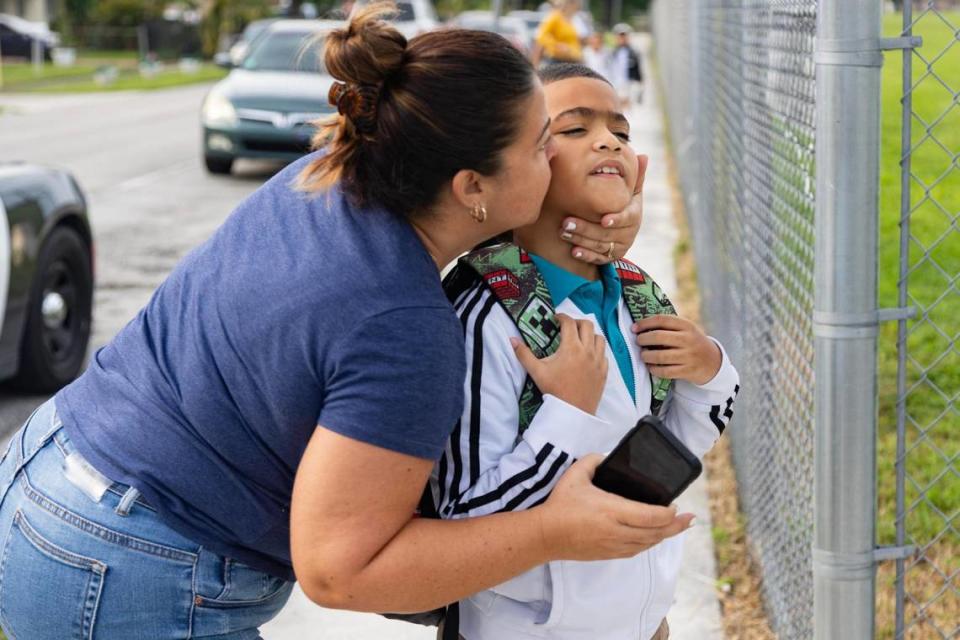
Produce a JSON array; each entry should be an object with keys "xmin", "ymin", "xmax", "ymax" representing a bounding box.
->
[
  {"xmin": 517, "ymin": 296, "xmax": 559, "ymax": 351},
  {"xmin": 651, "ymin": 281, "xmax": 672, "ymax": 309}
]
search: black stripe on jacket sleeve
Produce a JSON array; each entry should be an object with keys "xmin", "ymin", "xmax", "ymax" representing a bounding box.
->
[
  {"xmin": 499, "ymin": 452, "xmax": 570, "ymax": 513},
  {"xmin": 709, "ymin": 384, "xmax": 740, "ymax": 434},
  {"xmin": 443, "ymin": 284, "xmax": 487, "ymax": 513},
  {"xmin": 447, "ymin": 444, "xmax": 556, "ymax": 516},
  {"xmin": 469, "ymin": 294, "xmax": 500, "ymax": 486}
]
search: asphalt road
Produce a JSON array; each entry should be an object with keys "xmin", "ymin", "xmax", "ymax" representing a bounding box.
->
[{"xmin": 0, "ymin": 84, "xmax": 283, "ymax": 437}]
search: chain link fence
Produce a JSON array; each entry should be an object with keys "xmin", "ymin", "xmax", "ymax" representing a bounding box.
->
[
  {"xmin": 652, "ymin": 1, "xmax": 817, "ymax": 636},
  {"xmin": 651, "ymin": 1, "xmax": 956, "ymax": 638},
  {"xmin": 885, "ymin": 3, "xmax": 958, "ymax": 638}
]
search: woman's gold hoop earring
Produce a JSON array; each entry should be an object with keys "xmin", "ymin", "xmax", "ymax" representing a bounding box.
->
[{"xmin": 471, "ymin": 203, "xmax": 488, "ymax": 223}]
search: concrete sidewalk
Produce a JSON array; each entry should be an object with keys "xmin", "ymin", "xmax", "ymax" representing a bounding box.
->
[
  {"xmin": 626, "ymin": 33, "xmax": 725, "ymax": 640},
  {"xmin": 262, "ymin": 34, "xmax": 724, "ymax": 640}
]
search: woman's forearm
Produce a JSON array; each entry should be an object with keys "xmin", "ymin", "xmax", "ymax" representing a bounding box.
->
[{"xmin": 301, "ymin": 508, "xmax": 553, "ymax": 613}]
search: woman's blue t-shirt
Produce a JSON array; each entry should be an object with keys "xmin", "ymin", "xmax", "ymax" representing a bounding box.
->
[{"xmin": 55, "ymin": 155, "xmax": 466, "ymax": 579}]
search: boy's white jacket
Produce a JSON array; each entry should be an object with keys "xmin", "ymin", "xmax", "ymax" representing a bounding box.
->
[{"xmin": 429, "ymin": 281, "xmax": 740, "ymax": 640}]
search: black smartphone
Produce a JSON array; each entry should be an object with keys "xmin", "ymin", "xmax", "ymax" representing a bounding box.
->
[{"xmin": 592, "ymin": 415, "xmax": 702, "ymax": 506}]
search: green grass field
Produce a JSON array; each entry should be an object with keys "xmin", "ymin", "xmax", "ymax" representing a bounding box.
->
[
  {"xmin": 874, "ymin": 10, "xmax": 957, "ymax": 638},
  {"xmin": 875, "ymin": 10, "xmax": 958, "ymax": 548},
  {"xmin": 0, "ymin": 52, "xmax": 226, "ymax": 93}
]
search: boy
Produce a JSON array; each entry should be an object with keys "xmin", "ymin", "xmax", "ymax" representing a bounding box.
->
[
  {"xmin": 431, "ymin": 64, "xmax": 740, "ymax": 640},
  {"xmin": 582, "ymin": 31, "xmax": 611, "ymax": 78},
  {"xmin": 611, "ymin": 23, "xmax": 643, "ymax": 106}
]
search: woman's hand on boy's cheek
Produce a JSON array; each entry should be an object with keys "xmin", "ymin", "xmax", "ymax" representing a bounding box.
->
[
  {"xmin": 632, "ymin": 315, "xmax": 722, "ymax": 385},
  {"xmin": 559, "ymin": 207, "xmax": 637, "ymax": 264},
  {"xmin": 564, "ymin": 155, "xmax": 648, "ymax": 265}
]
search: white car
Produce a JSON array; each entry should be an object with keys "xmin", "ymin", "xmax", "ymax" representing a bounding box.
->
[
  {"xmin": 453, "ymin": 12, "xmax": 533, "ymax": 54},
  {"xmin": 354, "ymin": 0, "xmax": 438, "ymax": 38},
  {"xmin": 0, "ymin": 13, "xmax": 59, "ymax": 60}
]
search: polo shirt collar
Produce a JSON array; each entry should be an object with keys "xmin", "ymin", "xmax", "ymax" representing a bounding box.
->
[{"xmin": 528, "ymin": 252, "xmax": 621, "ymax": 307}]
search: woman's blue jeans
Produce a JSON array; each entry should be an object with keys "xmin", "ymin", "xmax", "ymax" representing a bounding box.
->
[{"xmin": 0, "ymin": 398, "xmax": 294, "ymax": 639}]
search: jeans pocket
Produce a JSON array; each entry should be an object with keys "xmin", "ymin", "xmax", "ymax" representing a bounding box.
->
[
  {"xmin": 195, "ymin": 555, "xmax": 292, "ymax": 610},
  {"xmin": 191, "ymin": 554, "xmax": 292, "ymax": 639},
  {"xmin": 218, "ymin": 558, "xmax": 289, "ymax": 603},
  {"xmin": 0, "ymin": 511, "xmax": 106, "ymax": 640},
  {"xmin": 195, "ymin": 575, "xmax": 291, "ymax": 610}
]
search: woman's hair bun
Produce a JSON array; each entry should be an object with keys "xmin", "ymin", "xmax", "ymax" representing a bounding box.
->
[
  {"xmin": 323, "ymin": 2, "xmax": 407, "ymax": 87},
  {"xmin": 298, "ymin": 8, "xmax": 536, "ymax": 220}
]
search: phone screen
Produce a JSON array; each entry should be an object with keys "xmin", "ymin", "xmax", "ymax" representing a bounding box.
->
[{"xmin": 601, "ymin": 424, "xmax": 693, "ymax": 505}]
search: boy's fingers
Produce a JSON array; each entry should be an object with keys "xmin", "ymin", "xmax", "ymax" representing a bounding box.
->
[
  {"xmin": 555, "ymin": 313, "xmax": 578, "ymax": 341},
  {"xmin": 646, "ymin": 364, "xmax": 686, "ymax": 379},
  {"xmin": 510, "ymin": 337, "xmax": 541, "ymax": 374},
  {"xmin": 640, "ymin": 348, "xmax": 687, "ymax": 366},
  {"xmin": 575, "ymin": 319, "xmax": 595, "ymax": 343},
  {"xmin": 635, "ymin": 330, "xmax": 685, "ymax": 348},
  {"xmin": 632, "ymin": 315, "xmax": 687, "ymax": 333},
  {"xmin": 594, "ymin": 334, "xmax": 607, "ymax": 353}
]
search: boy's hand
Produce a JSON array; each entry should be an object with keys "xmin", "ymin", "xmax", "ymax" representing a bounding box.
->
[
  {"xmin": 633, "ymin": 315, "xmax": 722, "ymax": 385},
  {"xmin": 561, "ymin": 155, "xmax": 648, "ymax": 265},
  {"xmin": 511, "ymin": 314, "xmax": 608, "ymax": 415}
]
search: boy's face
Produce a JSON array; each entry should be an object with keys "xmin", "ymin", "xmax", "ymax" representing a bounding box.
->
[{"xmin": 541, "ymin": 77, "xmax": 638, "ymax": 220}]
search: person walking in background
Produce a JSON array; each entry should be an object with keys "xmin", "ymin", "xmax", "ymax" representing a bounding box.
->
[
  {"xmin": 583, "ymin": 30, "xmax": 611, "ymax": 78},
  {"xmin": 611, "ymin": 22, "xmax": 643, "ymax": 106},
  {"xmin": 532, "ymin": 0, "xmax": 584, "ymax": 66}
]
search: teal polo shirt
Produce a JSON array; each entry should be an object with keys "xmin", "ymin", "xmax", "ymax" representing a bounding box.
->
[{"xmin": 528, "ymin": 254, "xmax": 636, "ymax": 401}]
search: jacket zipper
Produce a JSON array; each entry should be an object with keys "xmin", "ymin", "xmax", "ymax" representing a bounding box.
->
[
  {"xmin": 616, "ymin": 308, "xmax": 640, "ymax": 409},
  {"xmin": 640, "ymin": 550, "xmax": 656, "ymax": 637}
]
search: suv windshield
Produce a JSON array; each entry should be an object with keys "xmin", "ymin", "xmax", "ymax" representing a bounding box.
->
[{"xmin": 242, "ymin": 31, "xmax": 324, "ymax": 73}]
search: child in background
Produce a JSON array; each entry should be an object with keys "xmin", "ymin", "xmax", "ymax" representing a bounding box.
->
[
  {"xmin": 431, "ymin": 64, "xmax": 740, "ymax": 640},
  {"xmin": 611, "ymin": 23, "xmax": 644, "ymax": 106},
  {"xmin": 582, "ymin": 31, "xmax": 611, "ymax": 78}
]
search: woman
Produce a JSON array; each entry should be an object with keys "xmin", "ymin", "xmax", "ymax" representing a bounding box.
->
[
  {"xmin": 532, "ymin": 0, "xmax": 584, "ymax": 67},
  {"xmin": 0, "ymin": 6, "xmax": 692, "ymax": 639}
]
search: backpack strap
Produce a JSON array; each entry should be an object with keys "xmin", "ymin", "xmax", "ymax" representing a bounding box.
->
[
  {"xmin": 611, "ymin": 259, "xmax": 677, "ymax": 415},
  {"xmin": 447, "ymin": 246, "xmax": 680, "ymax": 427},
  {"xmin": 454, "ymin": 243, "xmax": 557, "ymax": 436}
]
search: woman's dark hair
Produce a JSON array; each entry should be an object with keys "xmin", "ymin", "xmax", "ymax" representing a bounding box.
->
[
  {"xmin": 298, "ymin": 3, "xmax": 536, "ymax": 218},
  {"xmin": 538, "ymin": 62, "xmax": 610, "ymax": 86}
]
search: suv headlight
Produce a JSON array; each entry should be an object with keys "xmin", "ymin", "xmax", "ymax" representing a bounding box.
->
[{"xmin": 202, "ymin": 90, "xmax": 237, "ymax": 127}]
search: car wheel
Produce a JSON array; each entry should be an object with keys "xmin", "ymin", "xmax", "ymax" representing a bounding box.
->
[
  {"xmin": 11, "ymin": 227, "xmax": 93, "ymax": 393},
  {"xmin": 205, "ymin": 155, "xmax": 234, "ymax": 175}
]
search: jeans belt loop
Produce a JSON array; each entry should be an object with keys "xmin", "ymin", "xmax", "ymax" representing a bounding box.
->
[{"xmin": 115, "ymin": 486, "xmax": 141, "ymax": 516}]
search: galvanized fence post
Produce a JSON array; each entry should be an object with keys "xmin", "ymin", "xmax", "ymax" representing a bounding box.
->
[{"xmin": 812, "ymin": 1, "xmax": 883, "ymax": 637}]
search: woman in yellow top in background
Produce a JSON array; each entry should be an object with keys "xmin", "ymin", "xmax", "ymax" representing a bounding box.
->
[{"xmin": 532, "ymin": 0, "xmax": 583, "ymax": 66}]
